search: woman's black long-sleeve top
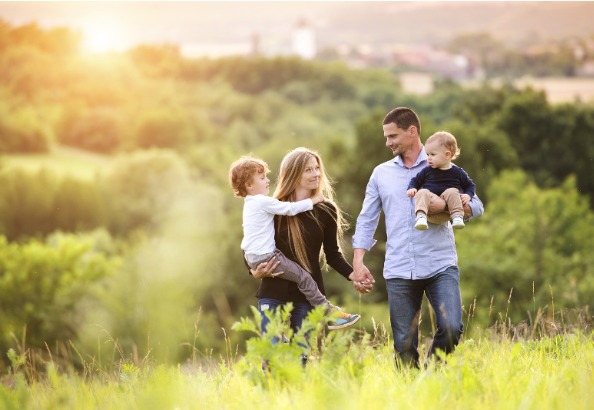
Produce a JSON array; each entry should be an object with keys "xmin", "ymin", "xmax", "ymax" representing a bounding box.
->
[{"xmin": 252, "ymin": 202, "xmax": 353, "ymax": 303}]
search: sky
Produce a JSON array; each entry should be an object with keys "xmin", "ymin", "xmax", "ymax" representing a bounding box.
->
[
  {"xmin": 1, "ymin": 2, "xmax": 593, "ymax": 56},
  {"xmin": 0, "ymin": 1, "xmax": 340, "ymax": 55}
]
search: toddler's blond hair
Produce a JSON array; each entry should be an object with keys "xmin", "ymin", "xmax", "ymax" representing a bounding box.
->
[{"xmin": 426, "ymin": 131, "xmax": 461, "ymax": 160}]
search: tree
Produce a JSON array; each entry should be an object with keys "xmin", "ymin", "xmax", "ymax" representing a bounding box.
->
[
  {"xmin": 497, "ymin": 88, "xmax": 554, "ymax": 185},
  {"xmin": 58, "ymin": 108, "xmax": 123, "ymax": 153},
  {"xmin": 102, "ymin": 149, "xmax": 192, "ymax": 235},
  {"xmin": 457, "ymin": 170, "xmax": 594, "ymax": 324},
  {"xmin": 0, "ymin": 232, "xmax": 117, "ymax": 362}
]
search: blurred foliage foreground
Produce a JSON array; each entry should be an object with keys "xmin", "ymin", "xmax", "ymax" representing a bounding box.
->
[
  {"xmin": 1, "ymin": 307, "xmax": 593, "ymax": 410},
  {"xmin": 0, "ymin": 19, "xmax": 594, "ymax": 374}
]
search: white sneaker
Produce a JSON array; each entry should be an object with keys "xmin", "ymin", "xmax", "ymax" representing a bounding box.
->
[
  {"xmin": 415, "ymin": 215, "xmax": 428, "ymax": 230},
  {"xmin": 452, "ymin": 216, "xmax": 465, "ymax": 230}
]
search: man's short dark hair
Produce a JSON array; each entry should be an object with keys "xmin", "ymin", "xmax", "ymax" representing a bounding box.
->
[{"xmin": 383, "ymin": 107, "xmax": 421, "ymax": 135}]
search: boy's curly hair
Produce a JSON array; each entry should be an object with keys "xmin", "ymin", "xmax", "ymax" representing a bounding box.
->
[{"xmin": 228, "ymin": 155, "xmax": 270, "ymax": 197}]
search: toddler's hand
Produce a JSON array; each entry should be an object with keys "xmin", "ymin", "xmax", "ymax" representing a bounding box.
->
[
  {"xmin": 312, "ymin": 193, "xmax": 325, "ymax": 204},
  {"xmin": 407, "ymin": 188, "xmax": 417, "ymax": 198},
  {"xmin": 460, "ymin": 194, "xmax": 471, "ymax": 205}
]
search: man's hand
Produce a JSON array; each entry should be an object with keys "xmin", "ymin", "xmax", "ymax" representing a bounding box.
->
[
  {"xmin": 250, "ymin": 257, "xmax": 283, "ymax": 279},
  {"xmin": 352, "ymin": 263, "xmax": 374, "ymax": 283},
  {"xmin": 352, "ymin": 249, "xmax": 375, "ymax": 283},
  {"xmin": 349, "ymin": 271, "xmax": 374, "ymax": 294},
  {"xmin": 406, "ymin": 188, "xmax": 417, "ymax": 198},
  {"xmin": 428, "ymin": 192, "xmax": 474, "ymax": 220}
]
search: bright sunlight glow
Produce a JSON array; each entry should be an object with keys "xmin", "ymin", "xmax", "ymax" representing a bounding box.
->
[{"xmin": 81, "ymin": 20, "xmax": 128, "ymax": 54}]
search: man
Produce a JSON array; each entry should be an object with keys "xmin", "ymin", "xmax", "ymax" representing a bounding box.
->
[{"xmin": 351, "ymin": 107, "xmax": 484, "ymax": 367}]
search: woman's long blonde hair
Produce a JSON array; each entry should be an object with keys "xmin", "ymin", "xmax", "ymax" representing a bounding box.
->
[{"xmin": 273, "ymin": 147, "xmax": 348, "ymax": 272}]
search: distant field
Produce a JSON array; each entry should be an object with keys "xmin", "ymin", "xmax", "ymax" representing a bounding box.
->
[
  {"xmin": 513, "ymin": 76, "xmax": 594, "ymax": 104},
  {"xmin": 1, "ymin": 145, "xmax": 111, "ymax": 180},
  {"xmin": 400, "ymin": 73, "xmax": 594, "ymax": 104}
]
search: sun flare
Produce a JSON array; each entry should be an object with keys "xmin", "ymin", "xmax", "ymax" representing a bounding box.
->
[{"xmin": 81, "ymin": 20, "xmax": 127, "ymax": 54}]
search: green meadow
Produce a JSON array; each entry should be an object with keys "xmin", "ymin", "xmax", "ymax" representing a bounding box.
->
[
  {"xmin": 2, "ymin": 310, "xmax": 592, "ymax": 410},
  {"xmin": 3, "ymin": 145, "xmax": 110, "ymax": 181},
  {"xmin": 2, "ymin": 15, "xmax": 594, "ymax": 410}
]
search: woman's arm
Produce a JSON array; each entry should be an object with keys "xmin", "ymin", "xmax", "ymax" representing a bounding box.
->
[{"xmin": 320, "ymin": 203, "xmax": 353, "ymax": 280}]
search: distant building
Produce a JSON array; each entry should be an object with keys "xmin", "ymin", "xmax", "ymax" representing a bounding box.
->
[
  {"xmin": 251, "ymin": 32, "xmax": 261, "ymax": 56},
  {"xmin": 291, "ymin": 18, "xmax": 316, "ymax": 60}
]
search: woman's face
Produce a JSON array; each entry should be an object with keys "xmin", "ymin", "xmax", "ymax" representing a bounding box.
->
[{"xmin": 298, "ymin": 156, "xmax": 321, "ymax": 193}]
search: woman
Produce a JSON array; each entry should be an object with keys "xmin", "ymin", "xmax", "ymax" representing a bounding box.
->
[{"xmin": 250, "ymin": 147, "xmax": 372, "ymax": 337}]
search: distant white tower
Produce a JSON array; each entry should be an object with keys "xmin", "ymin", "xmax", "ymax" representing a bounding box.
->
[{"xmin": 291, "ymin": 18, "xmax": 316, "ymax": 60}]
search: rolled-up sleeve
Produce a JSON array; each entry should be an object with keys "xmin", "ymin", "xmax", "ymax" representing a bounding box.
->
[
  {"xmin": 467, "ymin": 194, "xmax": 484, "ymax": 221},
  {"xmin": 352, "ymin": 170, "xmax": 381, "ymax": 251}
]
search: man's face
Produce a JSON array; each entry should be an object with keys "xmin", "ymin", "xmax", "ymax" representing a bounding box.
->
[{"xmin": 383, "ymin": 122, "xmax": 413, "ymax": 157}]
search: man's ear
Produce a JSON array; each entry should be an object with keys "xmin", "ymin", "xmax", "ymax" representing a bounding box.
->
[{"xmin": 408, "ymin": 125, "xmax": 418, "ymax": 137}]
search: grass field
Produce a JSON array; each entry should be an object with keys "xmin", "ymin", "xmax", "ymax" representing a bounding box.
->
[
  {"xmin": 1, "ymin": 306, "xmax": 592, "ymax": 410},
  {"xmin": 1, "ymin": 333, "xmax": 592, "ymax": 410},
  {"xmin": 1, "ymin": 145, "xmax": 111, "ymax": 180}
]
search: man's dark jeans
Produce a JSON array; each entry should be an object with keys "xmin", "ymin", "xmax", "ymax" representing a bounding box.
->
[{"xmin": 386, "ymin": 265, "xmax": 463, "ymax": 367}]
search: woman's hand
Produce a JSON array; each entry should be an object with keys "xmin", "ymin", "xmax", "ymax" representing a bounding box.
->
[
  {"xmin": 349, "ymin": 271, "xmax": 374, "ymax": 294},
  {"xmin": 353, "ymin": 280, "xmax": 374, "ymax": 294},
  {"xmin": 250, "ymin": 257, "xmax": 283, "ymax": 280}
]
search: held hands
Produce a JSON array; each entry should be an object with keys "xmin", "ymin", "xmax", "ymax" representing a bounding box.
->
[
  {"xmin": 250, "ymin": 257, "xmax": 283, "ymax": 279},
  {"xmin": 406, "ymin": 188, "xmax": 417, "ymax": 198},
  {"xmin": 352, "ymin": 278, "xmax": 374, "ymax": 294},
  {"xmin": 350, "ymin": 263, "xmax": 375, "ymax": 294}
]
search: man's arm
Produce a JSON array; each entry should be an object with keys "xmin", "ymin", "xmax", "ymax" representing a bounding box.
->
[
  {"xmin": 427, "ymin": 193, "xmax": 483, "ymax": 223},
  {"xmin": 466, "ymin": 193, "xmax": 484, "ymax": 220},
  {"xmin": 352, "ymin": 248, "xmax": 375, "ymax": 284},
  {"xmin": 351, "ymin": 170, "xmax": 381, "ymax": 283}
]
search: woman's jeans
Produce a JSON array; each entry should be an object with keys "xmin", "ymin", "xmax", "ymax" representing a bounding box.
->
[
  {"xmin": 386, "ymin": 265, "xmax": 463, "ymax": 367},
  {"xmin": 258, "ymin": 298, "xmax": 312, "ymax": 366}
]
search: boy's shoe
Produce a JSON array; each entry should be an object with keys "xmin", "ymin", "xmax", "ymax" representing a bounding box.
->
[
  {"xmin": 452, "ymin": 216, "xmax": 465, "ymax": 230},
  {"xmin": 415, "ymin": 215, "xmax": 428, "ymax": 230},
  {"xmin": 327, "ymin": 307, "xmax": 361, "ymax": 330}
]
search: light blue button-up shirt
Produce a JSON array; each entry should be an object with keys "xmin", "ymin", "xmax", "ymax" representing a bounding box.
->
[{"xmin": 352, "ymin": 148, "xmax": 484, "ymax": 280}]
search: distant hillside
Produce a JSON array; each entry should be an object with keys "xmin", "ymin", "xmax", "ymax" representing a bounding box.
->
[
  {"xmin": 0, "ymin": 2, "xmax": 592, "ymax": 51},
  {"xmin": 316, "ymin": 2, "xmax": 594, "ymax": 47}
]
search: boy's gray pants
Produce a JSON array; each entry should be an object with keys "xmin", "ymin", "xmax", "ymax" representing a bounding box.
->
[{"xmin": 245, "ymin": 249, "xmax": 330, "ymax": 307}]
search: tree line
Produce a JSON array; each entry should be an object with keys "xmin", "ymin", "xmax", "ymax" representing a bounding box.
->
[{"xmin": 1, "ymin": 19, "xmax": 594, "ymax": 370}]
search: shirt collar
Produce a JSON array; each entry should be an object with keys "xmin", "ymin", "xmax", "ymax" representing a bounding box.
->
[{"xmin": 393, "ymin": 147, "xmax": 428, "ymax": 168}]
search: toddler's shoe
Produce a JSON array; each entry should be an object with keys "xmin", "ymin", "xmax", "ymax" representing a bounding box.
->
[
  {"xmin": 452, "ymin": 216, "xmax": 465, "ymax": 230},
  {"xmin": 415, "ymin": 215, "xmax": 428, "ymax": 230},
  {"xmin": 327, "ymin": 307, "xmax": 361, "ymax": 330}
]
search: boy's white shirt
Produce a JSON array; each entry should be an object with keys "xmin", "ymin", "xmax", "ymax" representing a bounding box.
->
[{"xmin": 241, "ymin": 194, "xmax": 313, "ymax": 255}]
